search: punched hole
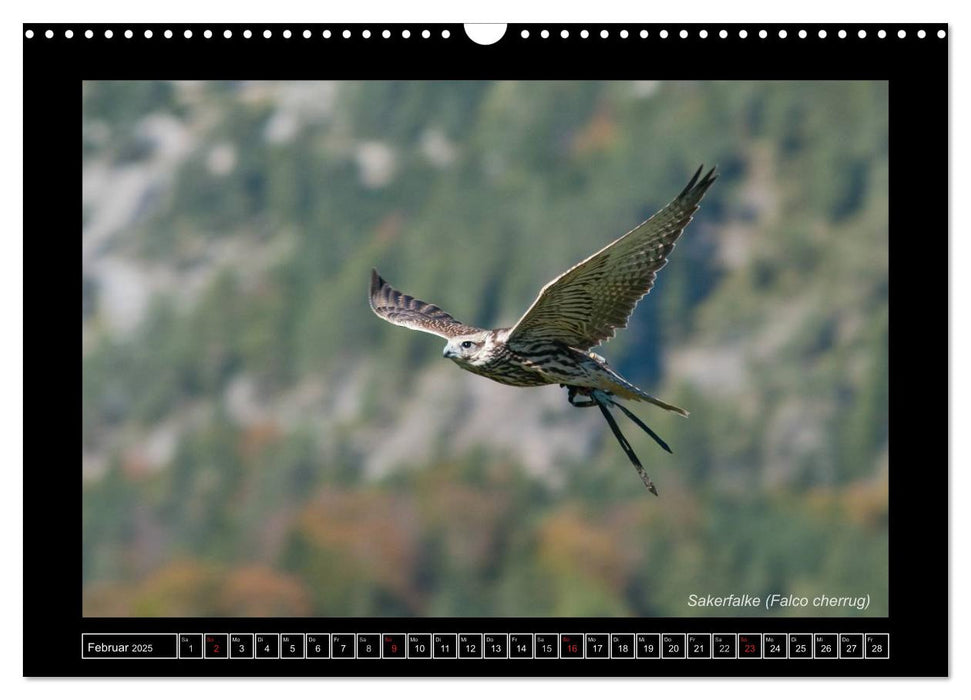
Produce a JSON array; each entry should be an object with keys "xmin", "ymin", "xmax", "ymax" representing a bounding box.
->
[{"xmin": 464, "ymin": 24, "xmax": 506, "ymax": 45}]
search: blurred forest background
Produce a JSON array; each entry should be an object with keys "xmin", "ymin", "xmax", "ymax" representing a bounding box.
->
[{"xmin": 82, "ymin": 81, "xmax": 888, "ymax": 618}]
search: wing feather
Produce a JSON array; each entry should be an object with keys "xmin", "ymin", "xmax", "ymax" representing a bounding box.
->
[
  {"xmin": 369, "ymin": 269, "xmax": 483, "ymax": 340},
  {"xmin": 507, "ymin": 165, "xmax": 717, "ymax": 351}
]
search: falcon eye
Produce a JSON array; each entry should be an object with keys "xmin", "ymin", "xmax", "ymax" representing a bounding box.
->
[{"xmin": 461, "ymin": 341, "xmax": 473, "ymax": 349}]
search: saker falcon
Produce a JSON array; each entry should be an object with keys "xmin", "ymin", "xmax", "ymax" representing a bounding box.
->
[{"xmin": 369, "ymin": 165, "xmax": 717, "ymax": 495}]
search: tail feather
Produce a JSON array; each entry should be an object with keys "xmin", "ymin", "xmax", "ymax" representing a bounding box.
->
[
  {"xmin": 634, "ymin": 392, "xmax": 689, "ymax": 417},
  {"xmin": 602, "ymin": 368, "xmax": 689, "ymax": 417}
]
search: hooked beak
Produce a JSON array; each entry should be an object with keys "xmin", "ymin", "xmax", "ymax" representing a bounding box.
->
[{"xmin": 443, "ymin": 347, "xmax": 456, "ymax": 359}]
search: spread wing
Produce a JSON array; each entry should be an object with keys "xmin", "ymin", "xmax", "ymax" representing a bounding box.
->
[
  {"xmin": 507, "ymin": 165, "xmax": 717, "ymax": 351},
  {"xmin": 369, "ymin": 268, "xmax": 484, "ymax": 340}
]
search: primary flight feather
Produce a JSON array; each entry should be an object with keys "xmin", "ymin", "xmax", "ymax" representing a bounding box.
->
[{"xmin": 369, "ymin": 165, "xmax": 717, "ymax": 495}]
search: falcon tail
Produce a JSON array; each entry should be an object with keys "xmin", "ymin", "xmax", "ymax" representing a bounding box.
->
[
  {"xmin": 599, "ymin": 366, "xmax": 690, "ymax": 417},
  {"xmin": 630, "ymin": 391, "xmax": 689, "ymax": 417}
]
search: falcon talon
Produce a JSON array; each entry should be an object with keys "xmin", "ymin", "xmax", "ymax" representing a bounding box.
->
[{"xmin": 370, "ymin": 165, "xmax": 716, "ymax": 494}]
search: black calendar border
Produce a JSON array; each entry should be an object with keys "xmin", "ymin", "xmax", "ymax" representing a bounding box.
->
[{"xmin": 24, "ymin": 22, "xmax": 948, "ymax": 678}]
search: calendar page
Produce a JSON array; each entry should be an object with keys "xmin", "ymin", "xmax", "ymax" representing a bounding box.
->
[{"xmin": 23, "ymin": 21, "xmax": 946, "ymax": 678}]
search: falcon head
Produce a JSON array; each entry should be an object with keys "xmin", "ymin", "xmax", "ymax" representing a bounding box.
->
[{"xmin": 442, "ymin": 331, "xmax": 497, "ymax": 367}]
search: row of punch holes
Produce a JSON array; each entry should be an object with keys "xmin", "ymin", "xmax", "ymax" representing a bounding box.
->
[
  {"xmin": 24, "ymin": 26, "xmax": 947, "ymax": 42},
  {"xmin": 25, "ymin": 28, "xmax": 454, "ymax": 40}
]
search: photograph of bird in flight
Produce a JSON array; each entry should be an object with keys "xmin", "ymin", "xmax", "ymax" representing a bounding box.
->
[{"xmin": 370, "ymin": 165, "xmax": 717, "ymax": 495}]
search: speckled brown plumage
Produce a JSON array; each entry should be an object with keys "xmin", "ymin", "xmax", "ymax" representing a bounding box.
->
[{"xmin": 369, "ymin": 165, "xmax": 717, "ymax": 494}]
